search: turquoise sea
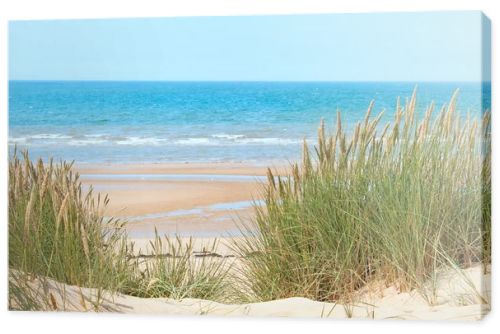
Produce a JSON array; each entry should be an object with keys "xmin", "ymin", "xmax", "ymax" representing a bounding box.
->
[{"xmin": 8, "ymin": 81, "xmax": 490, "ymax": 163}]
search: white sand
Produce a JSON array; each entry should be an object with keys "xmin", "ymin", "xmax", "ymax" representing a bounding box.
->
[{"xmin": 10, "ymin": 265, "xmax": 490, "ymax": 320}]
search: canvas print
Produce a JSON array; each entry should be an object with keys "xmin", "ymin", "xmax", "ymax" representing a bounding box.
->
[{"xmin": 8, "ymin": 12, "xmax": 491, "ymax": 320}]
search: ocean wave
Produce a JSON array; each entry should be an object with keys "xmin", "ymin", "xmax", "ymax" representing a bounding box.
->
[
  {"xmin": 174, "ymin": 137, "xmax": 302, "ymax": 146},
  {"xmin": 9, "ymin": 133, "xmax": 305, "ymax": 147},
  {"xmin": 175, "ymin": 138, "xmax": 215, "ymax": 145},
  {"xmin": 67, "ymin": 139, "xmax": 108, "ymax": 146},
  {"xmin": 9, "ymin": 133, "xmax": 76, "ymax": 144},
  {"xmin": 115, "ymin": 137, "xmax": 168, "ymax": 146},
  {"xmin": 30, "ymin": 133, "xmax": 73, "ymax": 139},
  {"xmin": 9, "ymin": 137, "xmax": 28, "ymax": 144},
  {"xmin": 211, "ymin": 133, "xmax": 246, "ymax": 140},
  {"xmin": 238, "ymin": 138, "xmax": 302, "ymax": 145}
]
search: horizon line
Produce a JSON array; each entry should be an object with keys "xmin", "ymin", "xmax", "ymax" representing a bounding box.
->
[{"xmin": 8, "ymin": 79, "xmax": 489, "ymax": 84}]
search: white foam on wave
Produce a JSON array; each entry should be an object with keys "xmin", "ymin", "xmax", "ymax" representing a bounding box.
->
[
  {"xmin": 30, "ymin": 133, "xmax": 72, "ymax": 139},
  {"xmin": 211, "ymin": 134, "xmax": 246, "ymax": 140},
  {"xmin": 175, "ymin": 138, "xmax": 214, "ymax": 145},
  {"xmin": 85, "ymin": 134, "xmax": 107, "ymax": 138},
  {"xmin": 10, "ymin": 133, "xmax": 111, "ymax": 146},
  {"xmin": 8, "ymin": 137, "xmax": 28, "ymax": 144},
  {"xmin": 68, "ymin": 139, "xmax": 108, "ymax": 146},
  {"xmin": 10, "ymin": 133, "xmax": 75, "ymax": 144},
  {"xmin": 174, "ymin": 136, "xmax": 302, "ymax": 146},
  {"xmin": 238, "ymin": 137, "xmax": 302, "ymax": 145},
  {"xmin": 115, "ymin": 137, "xmax": 168, "ymax": 146},
  {"xmin": 9, "ymin": 133, "xmax": 306, "ymax": 148}
]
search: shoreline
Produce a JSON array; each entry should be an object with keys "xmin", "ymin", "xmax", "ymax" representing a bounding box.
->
[
  {"xmin": 77, "ymin": 161, "xmax": 283, "ymax": 238},
  {"xmin": 75, "ymin": 161, "xmax": 289, "ymax": 176}
]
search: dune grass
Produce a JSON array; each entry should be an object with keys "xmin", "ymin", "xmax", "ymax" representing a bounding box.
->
[
  {"xmin": 235, "ymin": 90, "xmax": 491, "ymax": 303},
  {"xmin": 8, "ymin": 151, "xmax": 131, "ymax": 293},
  {"xmin": 8, "ymin": 151, "xmax": 231, "ymax": 310},
  {"xmin": 121, "ymin": 232, "xmax": 232, "ymax": 301}
]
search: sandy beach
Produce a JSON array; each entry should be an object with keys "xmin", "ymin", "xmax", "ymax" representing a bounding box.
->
[{"xmin": 77, "ymin": 162, "xmax": 286, "ymax": 238}]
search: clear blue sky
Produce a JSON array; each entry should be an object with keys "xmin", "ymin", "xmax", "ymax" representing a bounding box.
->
[{"xmin": 8, "ymin": 11, "xmax": 489, "ymax": 81}]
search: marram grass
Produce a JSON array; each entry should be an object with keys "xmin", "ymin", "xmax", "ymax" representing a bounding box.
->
[
  {"xmin": 8, "ymin": 151, "xmax": 131, "ymax": 291},
  {"xmin": 121, "ymin": 231, "xmax": 232, "ymax": 301},
  {"xmin": 8, "ymin": 151, "xmax": 231, "ymax": 309},
  {"xmin": 235, "ymin": 90, "xmax": 491, "ymax": 303}
]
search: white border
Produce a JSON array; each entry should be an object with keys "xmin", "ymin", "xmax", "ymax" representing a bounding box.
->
[{"xmin": 0, "ymin": 1, "xmax": 498, "ymax": 333}]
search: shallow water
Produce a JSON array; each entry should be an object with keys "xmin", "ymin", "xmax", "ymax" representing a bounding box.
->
[
  {"xmin": 124, "ymin": 199, "xmax": 264, "ymax": 223},
  {"xmin": 122, "ymin": 199, "xmax": 264, "ymax": 238},
  {"xmin": 208, "ymin": 200, "xmax": 264, "ymax": 211}
]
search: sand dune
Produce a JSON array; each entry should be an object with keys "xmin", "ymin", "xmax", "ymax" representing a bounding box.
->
[{"xmin": 12, "ymin": 265, "xmax": 490, "ymax": 320}]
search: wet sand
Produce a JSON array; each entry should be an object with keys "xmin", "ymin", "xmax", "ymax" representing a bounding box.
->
[
  {"xmin": 76, "ymin": 162, "xmax": 288, "ymax": 176},
  {"xmin": 77, "ymin": 162, "xmax": 284, "ymax": 238}
]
